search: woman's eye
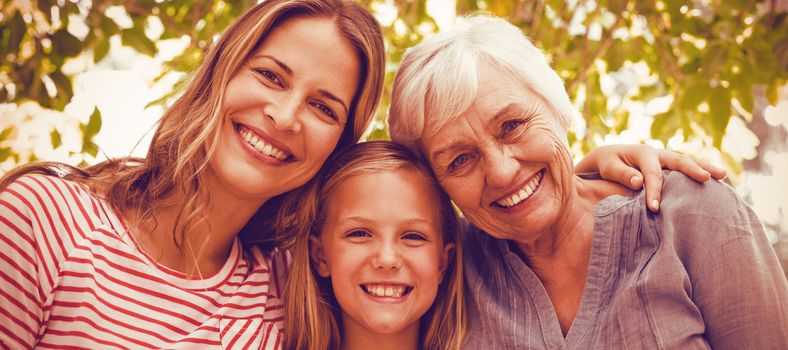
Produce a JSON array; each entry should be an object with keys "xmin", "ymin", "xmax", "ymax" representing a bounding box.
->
[
  {"xmin": 502, "ymin": 119, "xmax": 525, "ymax": 135},
  {"xmin": 448, "ymin": 153, "xmax": 472, "ymax": 173},
  {"xmin": 402, "ymin": 232, "xmax": 427, "ymax": 241},
  {"xmin": 255, "ymin": 69, "xmax": 282, "ymax": 86},
  {"xmin": 312, "ymin": 102, "xmax": 338, "ymax": 121}
]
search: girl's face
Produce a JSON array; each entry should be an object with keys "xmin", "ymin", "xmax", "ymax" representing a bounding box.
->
[
  {"xmin": 208, "ymin": 16, "xmax": 360, "ymax": 205},
  {"xmin": 312, "ymin": 169, "xmax": 454, "ymax": 336}
]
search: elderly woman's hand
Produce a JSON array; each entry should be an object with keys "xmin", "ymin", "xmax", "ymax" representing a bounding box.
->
[{"xmin": 575, "ymin": 144, "xmax": 727, "ymax": 212}]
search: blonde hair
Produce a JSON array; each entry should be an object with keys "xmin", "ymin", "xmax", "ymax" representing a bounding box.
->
[
  {"xmin": 282, "ymin": 141, "xmax": 466, "ymax": 350},
  {"xmin": 1, "ymin": 0, "xmax": 385, "ymax": 249},
  {"xmin": 389, "ymin": 14, "xmax": 573, "ymax": 155}
]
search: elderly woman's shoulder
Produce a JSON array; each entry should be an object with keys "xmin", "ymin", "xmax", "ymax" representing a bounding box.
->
[
  {"xmin": 659, "ymin": 170, "xmax": 743, "ymax": 212},
  {"xmin": 656, "ymin": 170, "xmax": 762, "ymax": 247}
]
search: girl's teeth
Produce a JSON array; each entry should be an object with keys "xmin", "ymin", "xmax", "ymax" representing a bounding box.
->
[{"xmin": 364, "ymin": 284, "xmax": 407, "ymax": 298}]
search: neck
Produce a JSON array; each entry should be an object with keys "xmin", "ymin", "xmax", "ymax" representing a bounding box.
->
[
  {"xmin": 125, "ymin": 175, "xmax": 268, "ymax": 277},
  {"xmin": 517, "ymin": 175, "xmax": 627, "ymax": 277},
  {"xmin": 340, "ymin": 318, "xmax": 420, "ymax": 350}
]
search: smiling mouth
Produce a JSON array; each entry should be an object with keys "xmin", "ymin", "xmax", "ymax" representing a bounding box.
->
[
  {"xmin": 494, "ymin": 169, "xmax": 545, "ymax": 208},
  {"xmin": 360, "ymin": 284, "xmax": 413, "ymax": 298},
  {"xmin": 234, "ymin": 123, "xmax": 293, "ymax": 161}
]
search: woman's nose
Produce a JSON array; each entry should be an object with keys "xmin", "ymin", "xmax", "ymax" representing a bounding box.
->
[
  {"xmin": 484, "ymin": 148, "xmax": 519, "ymax": 189},
  {"xmin": 266, "ymin": 96, "xmax": 302, "ymax": 133}
]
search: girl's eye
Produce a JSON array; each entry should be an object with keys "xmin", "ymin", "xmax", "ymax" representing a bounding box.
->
[
  {"xmin": 312, "ymin": 102, "xmax": 338, "ymax": 121},
  {"xmin": 402, "ymin": 232, "xmax": 427, "ymax": 241},
  {"xmin": 345, "ymin": 229, "xmax": 370, "ymax": 238},
  {"xmin": 501, "ymin": 119, "xmax": 525, "ymax": 135},
  {"xmin": 255, "ymin": 69, "xmax": 283, "ymax": 86}
]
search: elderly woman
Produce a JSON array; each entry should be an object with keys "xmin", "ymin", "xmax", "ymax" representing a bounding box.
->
[{"xmin": 389, "ymin": 15, "xmax": 788, "ymax": 349}]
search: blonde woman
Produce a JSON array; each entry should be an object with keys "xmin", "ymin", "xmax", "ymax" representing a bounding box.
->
[
  {"xmin": 0, "ymin": 0, "xmax": 384, "ymax": 348},
  {"xmin": 0, "ymin": 0, "xmax": 721, "ymax": 348},
  {"xmin": 282, "ymin": 141, "xmax": 464, "ymax": 350}
]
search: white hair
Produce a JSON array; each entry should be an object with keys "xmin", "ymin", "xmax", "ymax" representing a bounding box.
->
[{"xmin": 389, "ymin": 14, "xmax": 574, "ymax": 155}]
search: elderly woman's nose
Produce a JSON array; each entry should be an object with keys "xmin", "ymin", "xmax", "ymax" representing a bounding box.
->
[
  {"xmin": 372, "ymin": 241, "xmax": 402, "ymax": 269},
  {"xmin": 484, "ymin": 149, "xmax": 520, "ymax": 188}
]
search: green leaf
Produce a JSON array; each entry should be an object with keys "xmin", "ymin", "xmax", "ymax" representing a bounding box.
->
[
  {"xmin": 51, "ymin": 129, "xmax": 62, "ymax": 148},
  {"xmin": 52, "ymin": 29, "xmax": 83, "ymax": 57},
  {"xmin": 0, "ymin": 147, "xmax": 12, "ymax": 162},
  {"xmin": 50, "ymin": 71, "xmax": 73, "ymax": 100},
  {"xmin": 100, "ymin": 15, "xmax": 121, "ymax": 36},
  {"xmin": 0, "ymin": 127, "xmax": 13, "ymax": 141},
  {"xmin": 701, "ymin": 43, "xmax": 727, "ymax": 79},
  {"xmin": 8, "ymin": 11, "xmax": 27, "ymax": 54},
  {"xmin": 82, "ymin": 141, "xmax": 99, "ymax": 157},
  {"xmin": 83, "ymin": 106, "xmax": 102, "ymax": 142},
  {"xmin": 708, "ymin": 87, "xmax": 731, "ymax": 148},
  {"xmin": 766, "ymin": 84, "xmax": 779, "ymax": 106},
  {"xmin": 94, "ymin": 37, "xmax": 110, "ymax": 63},
  {"xmin": 605, "ymin": 39, "xmax": 626, "ymax": 72},
  {"xmin": 121, "ymin": 27, "xmax": 158, "ymax": 56}
]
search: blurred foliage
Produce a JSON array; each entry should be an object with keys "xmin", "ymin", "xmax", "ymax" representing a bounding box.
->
[{"xmin": 0, "ymin": 0, "xmax": 786, "ymax": 167}]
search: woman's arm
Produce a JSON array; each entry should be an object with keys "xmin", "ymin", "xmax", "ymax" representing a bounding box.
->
[
  {"xmin": 577, "ymin": 144, "xmax": 726, "ymax": 212},
  {"xmin": 0, "ymin": 177, "xmax": 45, "ymax": 349}
]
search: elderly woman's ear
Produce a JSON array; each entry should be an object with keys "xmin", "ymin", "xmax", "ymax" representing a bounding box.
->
[{"xmin": 575, "ymin": 144, "xmax": 727, "ymax": 212}]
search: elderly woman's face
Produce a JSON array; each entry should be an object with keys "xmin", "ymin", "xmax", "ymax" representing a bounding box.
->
[{"xmin": 420, "ymin": 63, "xmax": 574, "ymax": 243}]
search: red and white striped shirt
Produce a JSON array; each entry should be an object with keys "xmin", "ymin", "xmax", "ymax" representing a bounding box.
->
[{"xmin": 0, "ymin": 175, "xmax": 288, "ymax": 349}]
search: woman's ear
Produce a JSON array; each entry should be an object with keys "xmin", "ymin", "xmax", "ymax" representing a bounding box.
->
[
  {"xmin": 310, "ymin": 235, "xmax": 331, "ymax": 277},
  {"xmin": 438, "ymin": 242, "xmax": 455, "ymax": 282}
]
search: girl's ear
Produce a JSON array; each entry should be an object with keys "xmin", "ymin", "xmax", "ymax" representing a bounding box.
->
[
  {"xmin": 438, "ymin": 242, "xmax": 455, "ymax": 282},
  {"xmin": 310, "ymin": 235, "xmax": 331, "ymax": 277}
]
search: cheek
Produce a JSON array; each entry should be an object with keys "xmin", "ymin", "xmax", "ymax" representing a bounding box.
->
[
  {"xmin": 305, "ymin": 121, "xmax": 344, "ymax": 160},
  {"xmin": 410, "ymin": 248, "xmax": 446, "ymax": 291}
]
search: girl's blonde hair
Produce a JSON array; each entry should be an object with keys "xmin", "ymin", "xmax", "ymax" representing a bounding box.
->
[
  {"xmin": 0, "ymin": 0, "xmax": 384, "ymax": 249},
  {"xmin": 282, "ymin": 141, "xmax": 466, "ymax": 350}
]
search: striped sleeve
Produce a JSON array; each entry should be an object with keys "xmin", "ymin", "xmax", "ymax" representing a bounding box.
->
[{"xmin": 1, "ymin": 177, "xmax": 46, "ymax": 349}]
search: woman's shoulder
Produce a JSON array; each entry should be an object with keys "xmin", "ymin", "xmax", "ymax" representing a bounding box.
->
[
  {"xmin": 1, "ymin": 174, "xmax": 97, "ymax": 207},
  {"xmin": 659, "ymin": 170, "xmax": 749, "ymax": 223},
  {"xmin": 655, "ymin": 170, "xmax": 764, "ymax": 253}
]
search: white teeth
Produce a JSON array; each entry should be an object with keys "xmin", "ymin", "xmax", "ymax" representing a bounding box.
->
[
  {"xmin": 238, "ymin": 126, "xmax": 289, "ymax": 161},
  {"xmin": 497, "ymin": 170, "xmax": 544, "ymax": 208},
  {"xmin": 363, "ymin": 284, "xmax": 407, "ymax": 298}
]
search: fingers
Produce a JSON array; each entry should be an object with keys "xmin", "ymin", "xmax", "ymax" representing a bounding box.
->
[
  {"xmin": 658, "ymin": 151, "xmax": 727, "ymax": 182},
  {"xmin": 637, "ymin": 151, "xmax": 664, "ymax": 212},
  {"xmin": 598, "ymin": 158, "xmax": 644, "ymax": 191}
]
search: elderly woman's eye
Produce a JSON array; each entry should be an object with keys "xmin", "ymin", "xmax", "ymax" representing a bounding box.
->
[
  {"xmin": 448, "ymin": 153, "xmax": 472, "ymax": 172},
  {"xmin": 502, "ymin": 119, "xmax": 525, "ymax": 135}
]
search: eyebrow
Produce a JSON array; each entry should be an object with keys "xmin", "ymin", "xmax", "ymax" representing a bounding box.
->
[
  {"xmin": 318, "ymin": 90, "xmax": 349, "ymax": 116},
  {"xmin": 430, "ymin": 103, "xmax": 530, "ymax": 162},
  {"xmin": 252, "ymin": 54, "xmax": 349, "ymax": 116},
  {"xmin": 253, "ymin": 54, "xmax": 292, "ymax": 75},
  {"xmin": 487, "ymin": 102, "xmax": 528, "ymax": 129}
]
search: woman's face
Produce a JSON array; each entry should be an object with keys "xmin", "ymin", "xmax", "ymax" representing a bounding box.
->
[
  {"xmin": 312, "ymin": 169, "xmax": 453, "ymax": 336},
  {"xmin": 208, "ymin": 16, "xmax": 360, "ymax": 204},
  {"xmin": 420, "ymin": 62, "xmax": 574, "ymax": 244}
]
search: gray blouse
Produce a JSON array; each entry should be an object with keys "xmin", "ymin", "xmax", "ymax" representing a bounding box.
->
[{"xmin": 462, "ymin": 171, "xmax": 788, "ymax": 349}]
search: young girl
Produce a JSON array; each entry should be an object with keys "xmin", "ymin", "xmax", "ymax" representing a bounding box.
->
[
  {"xmin": 283, "ymin": 141, "xmax": 464, "ymax": 350},
  {"xmin": 0, "ymin": 0, "xmax": 385, "ymax": 348}
]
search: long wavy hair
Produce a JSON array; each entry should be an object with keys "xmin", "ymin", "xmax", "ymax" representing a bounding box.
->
[
  {"xmin": 0, "ymin": 0, "xmax": 384, "ymax": 249},
  {"xmin": 282, "ymin": 141, "xmax": 466, "ymax": 350}
]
